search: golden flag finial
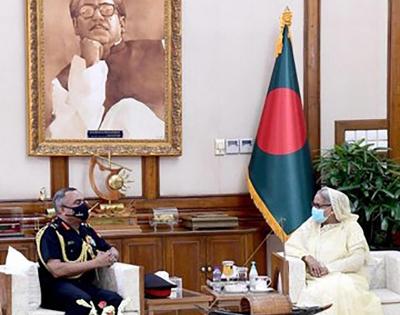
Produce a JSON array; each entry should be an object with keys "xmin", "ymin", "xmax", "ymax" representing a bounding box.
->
[
  {"xmin": 281, "ymin": 6, "xmax": 292, "ymax": 27},
  {"xmin": 275, "ymin": 7, "xmax": 293, "ymax": 56}
]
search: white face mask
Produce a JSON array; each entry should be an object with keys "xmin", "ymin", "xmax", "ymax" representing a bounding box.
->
[{"xmin": 311, "ymin": 206, "xmax": 328, "ymax": 224}]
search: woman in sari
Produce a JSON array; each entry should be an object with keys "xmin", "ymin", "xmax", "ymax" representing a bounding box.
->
[{"xmin": 285, "ymin": 187, "xmax": 383, "ymax": 315}]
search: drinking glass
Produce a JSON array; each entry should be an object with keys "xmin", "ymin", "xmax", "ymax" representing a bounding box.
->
[
  {"xmin": 237, "ymin": 267, "xmax": 248, "ymax": 281},
  {"xmin": 222, "ymin": 260, "xmax": 235, "ymax": 281},
  {"xmin": 169, "ymin": 276, "xmax": 183, "ymax": 298}
]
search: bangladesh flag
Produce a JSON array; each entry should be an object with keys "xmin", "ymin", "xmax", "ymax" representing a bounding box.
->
[{"xmin": 247, "ymin": 10, "xmax": 314, "ymax": 242}]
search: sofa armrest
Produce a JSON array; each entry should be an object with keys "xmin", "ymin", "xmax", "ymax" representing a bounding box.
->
[
  {"xmin": 0, "ymin": 264, "xmax": 41, "ymax": 315},
  {"xmin": 94, "ymin": 263, "xmax": 144, "ymax": 315},
  {"xmin": 271, "ymin": 253, "xmax": 306, "ymax": 304},
  {"xmin": 0, "ymin": 268, "xmax": 11, "ymax": 315},
  {"xmin": 286, "ymin": 255, "xmax": 306, "ymax": 304},
  {"xmin": 383, "ymin": 251, "xmax": 400, "ymax": 295},
  {"xmin": 271, "ymin": 252, "xmax": 288, "ymax": 294}
]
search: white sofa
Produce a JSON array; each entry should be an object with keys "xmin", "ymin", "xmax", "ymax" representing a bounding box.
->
[
  {"xmin": 0, "ymin": 262, "xmax": 144, "ymax": 315},
  {"xmin": 271, "ymin": 251, "xmax": 400, "ymax": 315}
]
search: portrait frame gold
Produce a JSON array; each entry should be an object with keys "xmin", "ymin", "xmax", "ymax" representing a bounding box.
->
[{"xmin": 26, "ymin": 0, "xmax": 182, "ymax": 156}]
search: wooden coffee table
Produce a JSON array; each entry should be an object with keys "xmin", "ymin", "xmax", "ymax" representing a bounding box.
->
[
  {"xmin": 201, "ymin": 285, "xmax": 275, "ymax": 311},
  {"xmin": 145, "ymin": 288, "xmax": 213, "ymax": 315}
]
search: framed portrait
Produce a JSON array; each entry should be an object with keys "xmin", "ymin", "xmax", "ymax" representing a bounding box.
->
[{"xmin": 26, "ymin": 0, "xmax": 182, "ymax": 156}]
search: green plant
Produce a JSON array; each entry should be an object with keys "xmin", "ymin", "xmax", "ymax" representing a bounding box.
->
[{"xmin": 314, "ymin": 140, "xmax": 400, "ymax": 247}]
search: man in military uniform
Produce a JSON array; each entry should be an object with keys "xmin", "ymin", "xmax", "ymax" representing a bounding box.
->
[{"xmin": 36, "ymin": 187, "xmax": 123, "ymax": 314}]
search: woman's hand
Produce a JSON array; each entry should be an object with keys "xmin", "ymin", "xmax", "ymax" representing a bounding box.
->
[{"xmin": 302, "ymin": 255, "xmax": 329, "ymax": 277}]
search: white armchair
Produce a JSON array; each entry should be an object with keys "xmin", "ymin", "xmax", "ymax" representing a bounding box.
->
[
  {"xmin": 0, "ymin": 262, "xmax": 144, "ymax": 315},
  {"xmin": 271, "ymin": 251, "xmax": 400, "ymax": 315}
]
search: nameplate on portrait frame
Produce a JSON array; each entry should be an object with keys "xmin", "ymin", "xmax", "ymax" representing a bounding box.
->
[{"xmin": 87, "ymin": 130, "xmax": 123, "ymax": 139}]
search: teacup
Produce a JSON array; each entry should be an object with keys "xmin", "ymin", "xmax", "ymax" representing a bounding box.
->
[{"xmin": 253, "ymin": 276, "xmax": 271, "ymax": 291}]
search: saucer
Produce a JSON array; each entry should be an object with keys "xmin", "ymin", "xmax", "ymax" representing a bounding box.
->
[
  {"xmin": 249, "ymin": 287, "xmax": 274, "ymax": 293},
  {"xmin": 224, "ymin": 284, "xmax": 248, "ymax": 293}
]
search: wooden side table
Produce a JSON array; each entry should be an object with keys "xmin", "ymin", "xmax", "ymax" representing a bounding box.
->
[{"xmin": 145, "ymin": 288, "xmax": 213, "ymax": 315}]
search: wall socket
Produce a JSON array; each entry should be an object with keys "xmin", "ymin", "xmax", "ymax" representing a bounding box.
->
[
  {"xmin": 239, "ymin": 138, "xmax": 254, "ymax": 154},
  {"xmin": 225, "ymin": 139, "xmax": 240, "ymax": 154},
  {"xmin": 214, "ymin": 139, "xmax": 225, "ymax": 155},
  {"xmin": 215, "ymin": 138, "xmax": 254, "ymax": 155}
]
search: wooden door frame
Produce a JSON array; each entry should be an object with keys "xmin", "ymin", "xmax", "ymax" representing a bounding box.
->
[
  {"xmin": 304, "ymin": 0, "xmax": 321, "ymax": 160},
  {"xmin": 388, "ymin": 0, "xmax": 400, "ymax": 161}
]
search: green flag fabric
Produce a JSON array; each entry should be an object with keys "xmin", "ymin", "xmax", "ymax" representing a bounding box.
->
[{"xmin": 247, "ymin": 14, "xmax": 314, "ymax": 242}]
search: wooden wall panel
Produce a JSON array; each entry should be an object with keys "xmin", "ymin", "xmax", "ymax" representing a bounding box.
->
[
  {"xmin": 165, "ymin": 236, "xmax": 206, "ymax": 291},
  {"xmin": 304, "ymin": 0, "xmax": 321, "ymax": 159},
  {"xmin": 388, "ymin": 0, "xmax": 400, "ymax": 160},
  {"xmin": 142, "ymin": 157, "xmax": 160, "ymax": 199},
  {"xmin": 50, "ymin": 157, "xmax": 69, "ymax": 196},
  {"xmin": 122, "ymin": 237, "xmax": 163, "ymax": 272},
  {"xmin": 206, "ymin": 234, "xmax": 247, "ymax": 267}
]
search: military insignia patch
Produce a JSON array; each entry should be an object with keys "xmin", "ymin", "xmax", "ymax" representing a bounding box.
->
[{"xmin": 85, "ymin": 235, "xmax": 96, "ymax": 247}]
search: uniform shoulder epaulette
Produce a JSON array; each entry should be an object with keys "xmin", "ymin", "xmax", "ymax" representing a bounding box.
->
[
  {"xmin": 82, "ymin": 222, "xmax": 94, "ymax": 230},
  {"xmin": 37, "ymin": 222, "xmax": 53, "ymax": 234},
  {"xmin": 35, "ymin": 223, "xmax": 53, "ymax": 242},
  {"xmin": 50, "ymin": 221, "xmax": 59, "ymax": 229}
]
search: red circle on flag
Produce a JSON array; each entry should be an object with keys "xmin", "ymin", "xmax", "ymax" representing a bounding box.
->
[{"xmin": 256, "ymin": 88, "xmax": 306, "ymax": 155}]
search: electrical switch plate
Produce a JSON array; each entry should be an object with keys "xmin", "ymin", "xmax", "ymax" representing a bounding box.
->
[
  {"xmin": 225, "ymin": 139, "xmax": 240, "ymax": 154},
  {"xmin": 240, "ymin": 138, "xmax": 254, "ymax": 154},
  {"xmin": 215, "ymin": 139, "xmax": 225, "ymax": 155}
]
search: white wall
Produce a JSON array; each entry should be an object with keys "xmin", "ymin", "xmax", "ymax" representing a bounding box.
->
[
  {"xmin": 0, "ymin": 0, "xmax": 303, "ymax": 200},
  {"xmin": 0, "ymin": 0, "xmax": 388, "ymax": 199},
  {"xmin": 321, "ymin": 0, "xmax": 388, "ymax": 150},
  {"xmin": 0, "ymin": 0, "xmax": 50, "ymax": 200},
  {"xmin": 160, "ymin": 0, "xmax": 304, "ymax": 196}
]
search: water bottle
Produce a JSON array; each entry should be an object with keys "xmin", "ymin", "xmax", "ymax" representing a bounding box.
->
[
  {"xmin": 212, "ymin": 266, "xmax": 222, "ymax": 292},
  {"xmin": 212, "ymin": 266, "xmax": 222, "ymax": 282},
  {"xmin": 249, "ymin": 261, "xmax": 258, "ymax": 290}
]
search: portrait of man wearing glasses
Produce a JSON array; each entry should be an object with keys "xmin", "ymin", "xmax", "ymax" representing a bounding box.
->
[{"xmin": 45, "ymin": 0, "xmax": 165, "ymax": 139}]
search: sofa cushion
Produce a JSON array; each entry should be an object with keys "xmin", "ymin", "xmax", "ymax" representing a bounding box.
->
[
  {"xmin": 372, "ymin": 288, "xmax": 400, "ymax": 304},
  {"xmin": 28, "ymin": 308, "xmax": 65, "ymax": 315}
]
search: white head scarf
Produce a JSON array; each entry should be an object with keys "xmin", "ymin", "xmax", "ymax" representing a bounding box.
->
[{"xmin": 325, "ymin": 187, "xmax": 359, "ymax": 222}]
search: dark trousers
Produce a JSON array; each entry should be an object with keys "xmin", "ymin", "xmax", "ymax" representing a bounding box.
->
[{"xmin": 41, "ymin": 279, "xmax": 123, "ymax": 315}]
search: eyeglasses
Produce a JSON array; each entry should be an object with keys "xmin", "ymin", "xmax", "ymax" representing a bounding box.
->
[
  {"xmin": 311, "ymin": 202, "xmax": 331, "ymax": 208},
  {"xmin": 78, "ymin": 3, "xmax": 117, "ymax": 19}
]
